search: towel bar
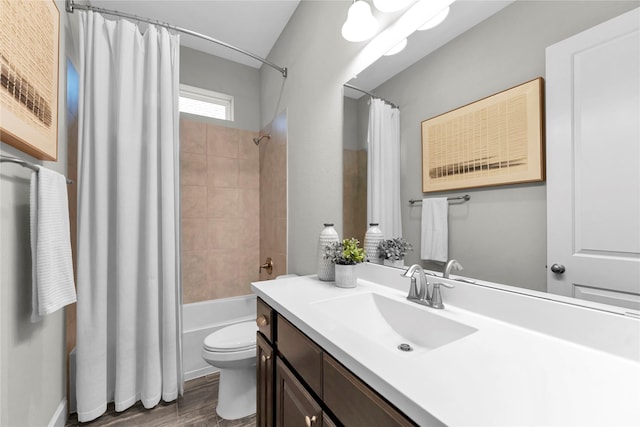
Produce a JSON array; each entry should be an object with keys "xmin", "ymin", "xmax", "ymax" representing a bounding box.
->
[
  {"xmin": 409, "ymin": 195, "xmax": 470, "ymax": 204},
  {"xmin": 1, "ymin": 154, "xmax": 73, "ymax": 184}
]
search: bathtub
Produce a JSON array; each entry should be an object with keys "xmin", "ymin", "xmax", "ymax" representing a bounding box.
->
[{"xmin": 182, "ymin": 294, "xmax": 257, "ymax": 381}]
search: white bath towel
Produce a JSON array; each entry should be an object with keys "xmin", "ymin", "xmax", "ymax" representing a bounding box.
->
[
  {"xmin": 30, "ymin": 167, "xmax": 77, "ymax": 322},
  {"xmin": 421, "ymin": 198, "xmax": 448, "ymax": 263}
]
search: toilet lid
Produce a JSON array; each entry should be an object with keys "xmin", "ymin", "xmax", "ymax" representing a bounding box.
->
[{"xmin": 204, "ymin": 321, "xmax": 258, "ymax": 352}]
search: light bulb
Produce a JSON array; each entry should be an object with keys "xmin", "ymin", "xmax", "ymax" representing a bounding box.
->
[
  {"xmin": 383, "ymin": 38, "xmax": 407, "ymax": 56},
  {"xmin": 417, "ymin": 6, "xmax": 450, "ymax": 31},
  {"xmin": 372, "ymin": 0, "xmax": 413, "ymax": 13},
  {"xmin": 342, "ymin": 1, "xmax": 379, "ymax": 42}
]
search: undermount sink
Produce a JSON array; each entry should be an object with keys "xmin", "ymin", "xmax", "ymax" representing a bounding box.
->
[{"xmin": 311, "ymin": 292, "xmax": 477, "ymax": 352}]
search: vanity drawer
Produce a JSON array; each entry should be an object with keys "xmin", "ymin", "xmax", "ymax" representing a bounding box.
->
[
  {"xmin": 323, "ymin": 354, "xmax": 416, "ymax": 427},
  {"xmin": 276, "ymin": 316, "xmax": 323, "ymax": 397},
  {"xmin": 257, "ymin": 298, "xmax": 274, "ymax": 343}
]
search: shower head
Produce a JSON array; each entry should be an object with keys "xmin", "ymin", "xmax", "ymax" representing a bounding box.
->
[{"xmin": 252, "ymin": 134, "xmax": 271, "ymax": 146}]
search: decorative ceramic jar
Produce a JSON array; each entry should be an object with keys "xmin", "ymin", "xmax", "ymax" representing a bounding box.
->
[
  {"xmin": 317, "ymin": 224, "xmax": 339, "ymax": 281},
  {"xmin": 364, "ymin": 223, "xmax": 384, "ymax": 264},
  {"xmin": 334, "ymin": 264, "xmax": 358, "ymax": 288}
]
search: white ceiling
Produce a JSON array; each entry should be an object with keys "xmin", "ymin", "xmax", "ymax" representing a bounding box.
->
[
  {"xmin": 89, "ymin": 0, "xmax": 302, "ymax": 68},
  {"xmin": 87, "ymin": 0, "xmax": 512, "ymax": 92}
]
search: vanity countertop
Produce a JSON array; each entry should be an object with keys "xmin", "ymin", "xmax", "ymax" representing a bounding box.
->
[{"xmin": 251, "ymin": 273, "xmax": 640, "ymax": 426}]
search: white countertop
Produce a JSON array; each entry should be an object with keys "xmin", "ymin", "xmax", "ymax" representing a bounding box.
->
[{"xmin": 251, "ymin": 274, "xmax": 640, "ymax": 426}]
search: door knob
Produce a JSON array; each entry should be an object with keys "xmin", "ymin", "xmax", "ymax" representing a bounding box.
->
[
  {"xmin": 550, "ymin": 264, "xmax": 566, "ymax": 274},
  {"xmin": 259, "ymin": 257, "xmax": 273, "ymax": 275}
]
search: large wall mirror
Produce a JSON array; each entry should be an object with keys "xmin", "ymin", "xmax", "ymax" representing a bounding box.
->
[{"xmin": 342, "ymin": 0, "xmax": 639, "ymax": 311}]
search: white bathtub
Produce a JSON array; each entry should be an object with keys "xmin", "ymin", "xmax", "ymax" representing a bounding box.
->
[{"xmin": 182, "ymin": 294, "xmax": 257, "ymax": 381}]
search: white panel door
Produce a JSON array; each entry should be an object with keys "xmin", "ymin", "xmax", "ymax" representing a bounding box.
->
[{"xmin": 546, "ymin": 8, "xmax": 640, "ymax": 310}]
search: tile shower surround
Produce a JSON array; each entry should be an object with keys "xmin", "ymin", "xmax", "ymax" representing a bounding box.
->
[{"xmin": 181, "ymin": 118, "xmax": 260, "ymax": 303}]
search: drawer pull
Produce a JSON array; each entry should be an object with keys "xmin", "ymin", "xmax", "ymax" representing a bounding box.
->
[
  {"xmin": 260, "ymin": 354, "xmax": 271, "ymax": 363},
  {"xmin": 256, "ymin": 315, "xmax": 269, "ymax": 327},
  {"xmin": 304, "ymin": 415, "xmax": 317, "ymax": 427}
]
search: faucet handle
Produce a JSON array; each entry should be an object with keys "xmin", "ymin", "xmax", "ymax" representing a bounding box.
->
[
  {"xmin": 435, "ymin": 281, "xmax": 454, "ymax": 289},
  {"xmin": 430, "ymin": 282, "xmax": 454, "ymax": 309}
]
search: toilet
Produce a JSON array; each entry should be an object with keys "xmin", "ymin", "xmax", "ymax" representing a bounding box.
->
[{"xmin": 201, "ymin": 321, "xmax": 258, "ymax": 420}]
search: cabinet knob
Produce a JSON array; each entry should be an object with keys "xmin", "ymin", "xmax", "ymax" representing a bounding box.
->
[
  {"xmin": 256, "ymin": 315, "xmax": 269, "ymax": 327},
  {"xmin": 304, "ymin": 415, "xmax": 317, "ymax": 427},
  {"xmin": 260, "ymin": 354, "xmax": 271, "ymax": 363}
]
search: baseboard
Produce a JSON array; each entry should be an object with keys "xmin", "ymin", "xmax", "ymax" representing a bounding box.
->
[
  {"xmin": 184, "ymin": 365, "xmax": 218, "ymax": 381},
  {"xmin": 48, "ymin": 399, "xmax": 67, "ymax": 427}
]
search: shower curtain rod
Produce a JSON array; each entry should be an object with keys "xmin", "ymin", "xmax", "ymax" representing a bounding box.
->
[
  {"xmin": 344, "ymin": 83, "xmax": 399, "ymax": 109},
  {"xmin": 65, "ymin": 0, "xmax": 288, "ymax": 78}
]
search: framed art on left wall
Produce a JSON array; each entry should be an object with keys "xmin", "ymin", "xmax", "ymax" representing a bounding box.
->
[{"xmin": 0, "ymin": 0, "xmax": 60, "ymax": 160}]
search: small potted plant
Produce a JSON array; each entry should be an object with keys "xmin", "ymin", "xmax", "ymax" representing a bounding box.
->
[
  {"xmin": 324, "ymin": 238, "xmax": 365, "ymax": 288},
  {"xmin": 378, "ymin": 237, "xmax": 413, "ymax": 268}
]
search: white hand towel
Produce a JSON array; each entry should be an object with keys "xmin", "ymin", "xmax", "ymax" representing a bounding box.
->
[
  {"xmin": 30, "ymin": 167, "xmax": 77, "ymax": 322},
  {"xmin": 421, "ymin": 198, "xmax": 448, "ymax": 263}
]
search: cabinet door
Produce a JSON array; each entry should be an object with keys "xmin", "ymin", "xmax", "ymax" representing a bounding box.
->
[
  {"xmin": 277, "ymin": 316, "xmax": 323, "ymax": 396},
  {"xmin": 257, "ymin": 333, "xmax": 275, "ymax": 427},
  {"xmin": 276, "ymin": 358, "xmax": 322, "ymax": 427},
  {"xmin": 323, "ymin": 355, "xmax": 416, "ymax": 427}
]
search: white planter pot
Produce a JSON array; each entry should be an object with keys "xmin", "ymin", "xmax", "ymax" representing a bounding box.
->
[
  {"xmin": 383, "ymin": 258, "xmax": 405, "ymax": 268},
  {"xmin": 334, "ymin": 264, "xmax": 358, "ymax": 288}
]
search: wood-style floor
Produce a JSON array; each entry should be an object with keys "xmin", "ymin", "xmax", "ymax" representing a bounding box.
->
[{"xmin": 65, "ymin": 373, "xmax": 256, "ymax": 427}]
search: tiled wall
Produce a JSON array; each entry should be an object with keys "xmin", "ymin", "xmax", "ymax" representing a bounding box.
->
[
  {"xmin": 181, "ymin": 117, "xmax": 260, "ymax": 302},
  {"xmin": 259, "ymin": 111, "xmax": 287, "ymax": 280},
  {"xmin": 343, "ymin": 148, "xmax": 367, "ymax": 244}
]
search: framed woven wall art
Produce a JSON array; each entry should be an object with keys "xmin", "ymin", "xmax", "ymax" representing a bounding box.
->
[
  {"xmin": 421, "ymin": 78, "xmax": 545, "ymax": 193},
  {"xmin": 0, "ymin": 0, "xmax": 60, "ymax": 160}
]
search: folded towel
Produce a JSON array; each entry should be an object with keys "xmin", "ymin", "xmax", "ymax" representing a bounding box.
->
[
  {"xmin": 421, "ymin": 198, "xmax": 448, "ymax": 263},
  {"xmin": 31, "ymin": 167, "xmax": 77, "ymax": 322}
]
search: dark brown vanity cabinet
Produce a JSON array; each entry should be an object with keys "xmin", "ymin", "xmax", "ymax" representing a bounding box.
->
[
  {"xmin": 256, "ymin": 298, "xmax": 415, "ymax": 427},
  {"xmin": 257, "ymin": 298, "xmax": 275, "ymax": 427},
  {"xmin": 257, "ymin": 332, "xmax": 274, "ymax": 427}
]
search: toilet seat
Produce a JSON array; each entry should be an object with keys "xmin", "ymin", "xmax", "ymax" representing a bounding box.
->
[{"xmin": 203, "ymin": 321, "xmax": 257, "ymax": 353}]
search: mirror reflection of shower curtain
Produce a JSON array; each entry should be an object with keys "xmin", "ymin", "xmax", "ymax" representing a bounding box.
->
[
  {"xmin": 75, "ymin": 11, "xmax": 183, "ymax": 422},
  {"xmin": 367, "ymin": 98, "xmax": 402, "ymax": 238}
]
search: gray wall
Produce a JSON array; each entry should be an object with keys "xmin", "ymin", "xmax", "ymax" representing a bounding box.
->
[
  {"xmin": 260, "ymin": 1, "xmax": 363, "ymax": 275},
  {"xmin": 0, "ymin": 1, "xmax": 73, "ymax": 425},
  {"xmin": 342, "ymin": 97, "xmax": 359, "ymax": 151},
  {"xmin": 180, "ymin": 46, "xmax": 261, "ymax": 131},
  {"xmin": 262, "ymin": 1, "xmax": 637, "ymax": 288}
]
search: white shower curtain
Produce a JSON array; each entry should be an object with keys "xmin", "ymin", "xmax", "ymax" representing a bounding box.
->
[
  {"xmin": 75, "ymin": 11, "xmax": 182, "ymax": 422},
  {"xmin": 367, "ymin": 98, "xmax": 402, "ymax": 238}
]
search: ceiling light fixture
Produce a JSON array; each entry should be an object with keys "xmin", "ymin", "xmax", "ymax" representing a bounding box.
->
[
  {"xmin": 372, "ymin": 0, "xmax": 414, "ymax": 13},
  {"xmin": 342, "ymin": 0, "xmax": 379, "ymax": 42},
  {"xmin": 350, "ymin": 0, "xmax": 456, "ymax": 76},
  {"xmin": 417, "ymin": 6, "xmax": 450, "ymax": 31},
  {"xmin": 383, "ymin": 38, "xmax": 407, "ymax": 56}
]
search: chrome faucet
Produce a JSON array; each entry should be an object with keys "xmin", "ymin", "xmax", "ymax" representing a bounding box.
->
[
  {"xmin": 401, "ymin": 264, "xmax": 454, "ymax": 309},
  {"xmin": 443, "ymin": 259, "xmax": 463, "ymax": 278}
]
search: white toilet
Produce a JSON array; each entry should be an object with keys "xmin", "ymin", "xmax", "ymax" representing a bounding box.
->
[{"xmin": 201, "ymin": 321, "xmax": 258, "ymax": 420}]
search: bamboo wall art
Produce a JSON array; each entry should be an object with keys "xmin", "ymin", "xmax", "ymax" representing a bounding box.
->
[
  {"xmin": 0, "ymin": 0, "xmax": 60, "ymax": 160},
  {"xmin": 421, "ymin": 78, "xmax": 545, "ymax": 192}
]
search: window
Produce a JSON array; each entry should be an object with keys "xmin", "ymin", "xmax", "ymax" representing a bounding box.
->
[{"xmin": 179, "ymin": 84, "xmax": 234, "ymax": 121}]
